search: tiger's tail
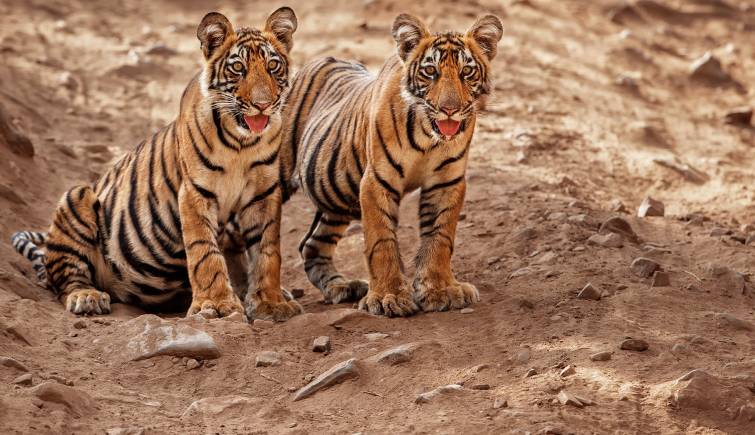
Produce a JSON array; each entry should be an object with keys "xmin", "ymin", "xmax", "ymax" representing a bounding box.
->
[{"xmin": 10, "ymin": 231, "xmax": 48, "ymax": 284}]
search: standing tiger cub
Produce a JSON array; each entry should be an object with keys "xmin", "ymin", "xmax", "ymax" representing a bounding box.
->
[
  {"xmin": 278, "ymin": 14, "xmax": 503, "ymax": 316},
  {"xmin": 11, "ymin": 9, "xmax": 303, "ymax": 321}
]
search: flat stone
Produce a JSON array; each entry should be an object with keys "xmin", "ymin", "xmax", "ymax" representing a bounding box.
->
[
  {"xmin": 557, "ymin": 390, "xmax": 593, "ymax": 408},
  {"xmin": 638, "ymin": 197, "xmax": 664, "ymax": 217},
  {"xmin": 460, "ymin": 308, "xmax": 475, "ymax": 314},
  {"xmin": 372, "ymin": 343, "xmax": 418, "ymax": 365},
  {"xmin": 471, "ymin": 384, "xmax": 490, "ymax": 390},
  {"xmin": 630, "ymin": 257, "xmax": 660, "ymax": 278},
  {"xmin": 364, "ymin": 332, "xmax": 389, "ymax": 341},
  {"xmin": 525, "ymin": 368, "xmax": 538, "ymax": 377},
  {"xmin": 590, "ymin": 351, "xmax": 612, "ymax": 361},
  {"xmin": 689, "ymin": 52, "xmax": 734, "ymax": 84},
  {"xmin": 415, "ymin": 384, "xmax": 463, "ymax": 404},
  {"xmin": 181, "ymin": 395, "xmax": 259, "ymax": 419},
  {"xmin": 106, "ymin": 427, "xmax": 145, "ymax": 435},
  {"xmin": 293, "ymin": 358, "xmax": 359, "ymax": 401},
  {"xmin": 31, "ymin": 382, "xmax": 96, "ymax": 417},
  {"xmin": 587, "ymin": 232, "xmax": 623, "ymax": 248},
  {"xmin": 559, "ymin": 365, "xmax": 575, "ymax": 377},
  {"xmin": 710, "ymin": 227, "xmax": 732, "ymax": 237},
  {"xmin": 0, "ymin": 356, "xmax": 28, "ymax": 372},
  {"xmin": 12, "ymin": 373, "xmax": 32, "ymax": 386},
  {"xmin": 110, "ymin": 315, "xmax": 220, "ymax": 362},
  {"xmin": 255, "ymin": 351, "xmax": 281, "ymax": 367},
  {"xmin": 509, "ymin": 267, "xmax": 534, "ymax": 278},
  {"xmin": 48, "ymin": 374, "xmax": 73, "ymax": 386},
  {"xmin": 532, "ymin": 251, "xmax": 558, "ymax": 265},
  {"xmin": 577, "ymin": 283, "xmax": 601, "ymax": 301},
  {"xmin": 651, "ymin": 271, "xmax": 671, "ymax": 287},
  {"xmin": 599, "ymin": 217, "xmax": 639, "ymax": 243},
  {"xmin": 312, "ymin": 336, "xmax": 331, "ymax": 353},
  {"xmin": 222, "ymin": 312, "xmax": 246, "ymax": 323},
  {"xmin": 715, "ymin": 313, "xmax": 754, "ymax": 331},
  {"xmin": 620, "ymin": 338, "xmax": 649, "ymax": 352},
  {"xmin": 493, "ymin": 397, "xmax": 508, "ymax": 409},
  {"xmin": 513, "ymin": 347, "xmax": 531, "ymax": 364},
  {"xmin": 724, "ymin": 107, "xmax": 753, "ymax": 126}
]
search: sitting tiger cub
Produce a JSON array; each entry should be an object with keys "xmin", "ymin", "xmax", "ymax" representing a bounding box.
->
[
  {"xmin": 11, "ymin": 9, "xmax": 303, "ymax": 321},
  {"xmin": 278, "ymin": 14, "xmax": 503, "ymax": 316}
]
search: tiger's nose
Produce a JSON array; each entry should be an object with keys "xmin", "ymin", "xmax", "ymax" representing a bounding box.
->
[
  {"xmin": 440, "ymin": 106, "xmax": 459, "ymax": 116},
  {"xmin": 253, "ymin": 101, "xmax": 271, "ymax": 111}
]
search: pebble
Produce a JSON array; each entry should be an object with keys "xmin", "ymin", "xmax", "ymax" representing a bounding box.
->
[
  {"xmin": 587, "ymin": 232, "xmax": 623, "ymax": 248},
  {"xmin": 599, "ymin": 216, "xmax": 639, "ymax": 243},
  {"xmin": 689, "ymin": 52, "xmax": 734, "ymax": 84},
  {"xmin": 509, "ymin": 267, "xmax": 534, "ymax": 278},
  {"xmin": 312, "ymin": 336, "xmax": 331, "ymax": 353},
  {"xmin": 73, "ymin": 319, "xmax": 87, "ymax": 329},
  {"xmin": 620, "ymin": 338, "xmax": 649, "ymax": 352},
  {"xmin": 106, "ymin": 427, "xmax": 145, "ymax": 435},
  {"xmin": 293, "ymin": 358, "xmax": 360, "ymax": 401},
  {"xmin": 715, "ymin": 313, "xmax": 753, "ymax": 331},
  {"xmin": 364, "ymin": 332, "xmax": 389, "ymax": 341},
  {"xmin": 609, "ymin": 199, "xmax": 627, "ymax": 213},
  {"xmin": 590, "ymin": 351, "xmax": 612, "ymax": 361},
  {"xmin": 651, "ymin": 271, "xmax": 670, "ymax": 287},
  {"xmin": 222, "ymin": 312, "xmax": 246, "ymax": 323},
  {"xmin": 48, "ymin": 374, "xmax": 73, "ymax": 386},
  {"xmin": 525, "ymin": 368, "xmax": 538, "ymax": 378},
  {"xmin": 637, "ymin": 197, "xmax": 664, "ymax": 217},
  {"xmin": 12, "ymin": 373, "xmax": 33, "ymax": 386},
  {"xmin": 373, "ymin": 343, "xmax": 416, "ymax": 365},
  {"xmin": 255, "ymin": 351, "xmax": 281, "ymax": 367},
  {"xmin": 460, "ymin": 308, "xmax": 475, "ymax": 314},
  {"xmin": 415, "ymin": 384, "xmax": 463, "ymax": 404},
  {"xmin": 186, "ymin": 359, "xmax": 200, "ymax": 370},
  {"xmin": 513, "ymin": 347, "xmax": 531, "ymax": 364},
  {"xmin": 559, "ymin": 365, "xmax": 575, "ymax": 377},
  {"xmin": 630, "ymin": 257, "xmax": 660, "ymax": 278},
  {"xmin": 671, "ymin": 343, "xmax": 689, "ymax": 355},
  {"xmin": 291, "ymin": 288, "xmax": 305, "ymax": 299},
  {"xmin": 0, "ymin": 356, "xmax": 29, "ymax": 372},
  {"xmin": 557, "ymin": 390, "xmax": 593, "ymax": 408},
  {"xmin": 471, "ymin": 384, "xmax": 490, "ymax": 390},
  {"xmin": 724, "ymin": 107, "xmax": 753, "ymax": 126},
  {"xmin": 576, "ymin": 283, "xmax": 601, "ymax": 301},
  {"xmin": 532, "ymin": 251, "xmax": 558, "ymax": 266},
  {"xmin": 710, "ymin": 227, "xmax": 732, "ymax": 237}
]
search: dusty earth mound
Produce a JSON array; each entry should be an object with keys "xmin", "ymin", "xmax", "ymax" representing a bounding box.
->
[{"xmin": 1, "ymin": 0, "xmax": 754, "ymax": 433}]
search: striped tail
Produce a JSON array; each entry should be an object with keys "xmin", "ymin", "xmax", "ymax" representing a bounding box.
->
[{"xmin": 10, "ymin": 231, "xmax": 48, "ymax": 284}]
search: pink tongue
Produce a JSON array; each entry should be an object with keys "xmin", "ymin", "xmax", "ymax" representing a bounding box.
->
[
  {"xmin": 436, "ymin": 119, "xmax": 461, "ymax": 136},
  {"xmin": 244, "ymin": 114, "xmax": 269, "ymax": 133}
]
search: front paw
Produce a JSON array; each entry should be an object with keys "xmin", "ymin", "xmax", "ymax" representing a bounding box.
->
[
  {"xmin": 413, "ymin": 278, "xmax": 480, "ymax": 312},
  {"xmin": 65, "ymin": 289, "xmax": 111, "ymax": 315},
  {"xmin": 187, "ymin": 292, "xmax": 245, "ymax": 318},
  {"xmin": 358, "ymin": 282, "xmax": 418, "ymax": 317},
  {"xmin": 246, "ymin": 290, "xmax": 304, "ymax": 322},
  {"xmin": 323, "ymin": 279, "xmax": 369, "ymax": 304}
]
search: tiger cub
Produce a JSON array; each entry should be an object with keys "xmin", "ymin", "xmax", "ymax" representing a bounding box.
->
[
  {"xmin": 11, "ymin": 9, "xmax": 303, "ymax": 321},
  {"xmin": 278, "ymin": 14, "xmax": 503, "ymax": 316}
]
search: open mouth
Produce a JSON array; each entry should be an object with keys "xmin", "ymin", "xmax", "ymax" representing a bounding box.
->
[
  {"xmin": 434, "ymin": 119, "xmax": 461, "ymax": 138},
  {"xmin": 243, "ymin": 114, "xmax": 269, "ymax": 134}
]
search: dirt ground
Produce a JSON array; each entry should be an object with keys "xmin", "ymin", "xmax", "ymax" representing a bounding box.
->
[{"xmin": 1, "ymin": 0, "xmax": 754, "ymax": 433}]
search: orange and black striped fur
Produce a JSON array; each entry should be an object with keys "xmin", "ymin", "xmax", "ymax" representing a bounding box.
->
[
  {"xmin": 278, "ymin": 14, "xmax": 503, "ymax": 316},
  {"xmin": 11, "ymin": 9, "xmax": 303, "ymax": 321}
]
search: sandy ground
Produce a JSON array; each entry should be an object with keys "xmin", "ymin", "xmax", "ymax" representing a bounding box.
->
[{"xmin": 1, "ymin": 0, "xmax": 754, "ymax": 433}]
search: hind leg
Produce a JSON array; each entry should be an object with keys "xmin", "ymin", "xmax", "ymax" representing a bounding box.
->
[
  {"xmin": 300, "ymin": 212, "xmax": 368, "ymax": 304},
  {"xmin": 45, "ymin": 186, "xmax": 111, "ymax": 315}
]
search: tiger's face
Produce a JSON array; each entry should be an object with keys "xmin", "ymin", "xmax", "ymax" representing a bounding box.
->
[
  {"xmin": 392, "ymin": 14, "xmax": 503, "ymax": 140},
  {"xmin": 197, "ymin": 8, "xmax": 297, "ymax": 135}
]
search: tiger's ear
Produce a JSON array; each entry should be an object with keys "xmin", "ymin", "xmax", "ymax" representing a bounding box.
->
[
  {"xmin": 466, "ymin": 15, "xmax": 503, "ymax": 60},
  {"xmin": 265, "ymin": 6, "xmax": 298, "ymax": 53},
  {"xmin": 392, "ymin": 14, "xmax": 430, "ymax": 61},
  {"xmin": 197, "ymin": 12, "xmax": 234, "ymax": 59}
]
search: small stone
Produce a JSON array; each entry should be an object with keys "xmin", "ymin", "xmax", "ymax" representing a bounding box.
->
[
  {"xmin": 620, "ymin": 338, "xmax": 649, "ymax": 352},
  {"xmin": 106, "ymin": 427, "xmax": 145, "ymax": 435},
  {"xmin": 651, "ymin": 271, "xmax": 670, "ymax": 287},
  {"xmin": 547, "ymin": 212, "xmax": 566, "ymax": 221},
  {"xmin": 638, "ymin": 197, "xmax": 664, "ymax": 217},
  {"xmin": 518, "ymin": 298, "xmax": 535, "ymax": 309},
  {"xmin": 48, "ymin": 375, "xmax": 73, "ymax": 386},
  {"xmin": 73, "ymin": 319, "xmax": 87, "ymax": 329},
  {"xmin": 364, "ymin": 332, "xmax": 389, "ymax": 341},
  {"xmin": 532, "ymin": 251, "xmax": 558, "ymax": 265},
  {"xmin": 689, "ymin": 52, "xmax": 734, "ymax": 84},
  {"xmin": 291, "ymin": 288, "xmax": 305, "ymax": 299},
  {"xmin": 577, "ymin": 283, "xmax": 601, "ymax": 301},
  {"xmin": 513, "ymin": 347, "xmax": 531, "ymax": 364},
  {"xmin": 12, "ymin": 373, "xmax": 33, "ymax": 386},
  {"xmin": 255, "ymin": 351, "xmax": 281, "ymax": 367},
  {"xmin": 31, "ymin": 382, "xmax": 96, "ymax": 417},
  {"xmin": 293, "ymin": 358, "xmax": 360, "ymax": 401},
  {"xmin": 671, "ymin": 343, "xmax": 689, "ymax": 355},
  {"xmin": 197, "ymin": 308, "xmax": 218, "ymax": 319},
  {"xmin": 599, "ymin": 217, "xmax": 639, "ymax": 243},
  {"xmin": 509, "ymin": 267, "xmax": 533, "ymax": 278},
  {"xmin": 415, "ymin": 384, "xmax": 463, "ymax": 404},
  {"xmin": 630, "ymin": 257, "xmax": 660, "ymax": 278},
  {"xmin": 312, "ymin": 336, "xmax": 331, "ymax": 353},
  {"xmin": 525, "ymin": 368, "xmax": 538, "ymax": 377},
  {"xmin": 253, "ymin": 319, "xmax": 274, "ymax": 328},
  {"xmin": 204, "ymin": 360, "xmax": 216, "ymax": 368},
  {"xmin": 493, "ymin": 397, "xmax": 508, "ymax": 409},
  {"xmin": 460, "ymin": 308, "xmax": 475, "ymax": 314},
  {"xmin": 0, "ymin": 356, "xmax": 29, "ymax": 372},
  {"xmin": 471, "ymin": 384, "xmax": 490, "ymax": 390},
  {"xmin": 725, "ymin": 107, "xmax": 753, "ymax": 126},
  {"xmin": 709, "ymin": 227, "xmax": 732, "ymax": 237},
  {"xmin": 609, "ymin": 199, "xmax": 627, "ymax": 213},
  {"xmin": 557, "ymin": 390, "xmax": 593, "ymax": 408},
  {"xmin": 373, "ymin": 344, "xmax": 417, "ymax": 365},
  {"xmin": 587, "ymin": 232, "xmax": 623, "ymax": 248},
  {"xmin": 590, "ymin": 351, "xmax": 612, "ymax": 361},
  {"xmin": 559, "ymin": 365, "xmax": 575, "ymax": 377},
  {"xmin": 715, "ymin": 313, "xmax": 753, "ymax": 331},
  {"xmin": 186, "ymin": 359, "xmax": 200, "ymax": 370}
]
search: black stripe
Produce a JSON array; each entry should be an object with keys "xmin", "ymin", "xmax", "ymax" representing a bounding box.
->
[
  {"xmin": 212, "ymin": 108, "xmax": 240, "ymax": 151},
  {"xmin": 373, "ymin": 170, "xmax": 400, "ymax": 200},
  {"xmin": 239, "ymin": 183, "xmax": 278, "ymax": 215},
  {"xmin": 191, "ymin": 180, "xmax": 217, "ymax": 201},
  {"xmin": 406, "ymin": 106, "xmax": 424, "ymax": 153},
  {"xmin": 376, "ymin": 124, "xmax": 404, "ymax": 177},
  {"xmin": 188, "ymin": 124, "xmax": 224, "ymax": 172},
  {"xmin": 248, "ymin": 148, "xmax": 279, "ymax": 171},
  {"xmin": 435, "ymin": 146, "xmax": 468, "ymax": 171},
  {"xmin": 424, "ymin": 176, "xmax": 464, "ymax": 194},
  {"xmin": 299, "ymin": 210, "xmax": 323, "ymax": 254}
]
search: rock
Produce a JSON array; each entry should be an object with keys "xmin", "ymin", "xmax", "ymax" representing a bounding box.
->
[
  {"xmin": 186, "ymin": 358, "xmax": 200, "ymax": 370},
  {"xmin": 253, "ymin": 319, "xmax": 274, "ymax": 328},
  {"xmin": 31, "ymin": 382, "xmax": 96, "ymax": 417},
  {"xmin": 291, "ymin": 288, "xmax": 305, "ymax": 299},
  {"xmin": 518, "ymin": 298, "xmax": 535, "ymax": 309},
  {"xmin": 525, "ymin": 368, "xmax": 537, "ymax": 378},
  {"xmin": 715, "ymin": 313, "xmax": 753, "ymax": 331},
  {"xmin": 255, "ymin": 351, "xmax": 281, "ymax": 367},
  {"xmin": 513, "ymin": 347, "xmax": 531, "ymax": 364},
  {"xmin": 48, "ymin": 374, "xmax": 73, "ymax": 386},
  {"xmin": 557, "ymin": 390, "xmax": 593, "ymax": 408},
  {"xmin": 509, "ymin": 267, "xmax": 534, "ymax": 278},
  {"xmin": 293, "ymin": 358, "xmax": 359, "ymax": 401},
  {"xmin": 415, "ymin": 384, "xmax": 463, "ymax": 404},
  {"xmin": 0, "ymin": 356, "xmax": 28, "ymax": 372},
  {"xmin": 106, "ymin": 427, "xmax": 145, "ymax": 435},
  {"xmin": 111, "ymin": 315, "xmax": 220, "ymax": 361},
  {"xmin": 547, "ymin": 212, "xmax": 566, "ymax": 221},
  {"xmin": 590, "ymin": 351, "xmax": 612, "ymax": 361},
  {"xmin": 577, "ymin": 283, "xmax": 602, "ymax": 301},
  {"xmin": 599, "ymin": 217, "xmax": 639, "ymax": 243},
  {"xmin": 181, "ymin": 395, "xmax": 259, "ymax": 419},
  {"xmin": 747, "ymin": 234, "xmax": 755, "ymax": 245},
  {"xmin": 724, "ymin": 107, "xmax": 753, "ymax": 126},
  {"xmin": 638, "ymin": 197, "xmax": 664, "ymax": 217},
  {"xmin": 671, "ymin": 343, "xmax": 689, "ymax": 355},
  {"xmin": 0, "ymin": 103, "xmax": 35, "ymax": 157},
  {"xmin": 532, "ymin": 251, "xmax": 558, "ymax": 265},
  {"xmin": 630, "ymin": 257, "xmax": 660, "ymax": 278},
  {"xmin": 372, "ymin": 343, "xmax": 418, "ymax": 365},
  {"xmin": 312, "ymin": 336, "xmax": 331, "ymax": 353},
  {"xmin": 364, "ymin": 332, "xmax": 389, "ymax": 341},
  {"xmin": 73, "ymin": 319, "xmax": 87, "ymax": 329},
  {"xmin": 620, "ymin": 338, "xmax": 649, "ymax": 352},
  {"xmin": 12, "ymin": 373, "xmax": 32, "ymax": 386},
  {"xmin": 471, "ymin": 384, "xmax": 490, "ymax": 390},
  {"xmin": 689, "ymin": 52, "xmax": 734, "ymax": 84},
  {"xmin": 710, "ymin": 227, "xmax": 732, "ymax": 237},
  {"xmin": 706, "ymin": 264, "xmax": 745, "ymax": 295},
  {"xmin": 559, "ymin": 365, "xmax": 575, "ymax": 377},
  {"xmin": 221, "ymin": 311, "xmax": 246, "ymax": 323},
  {"xmin": 670, "ymin": 370, "xmax": 755, "ymax": 421},
  {"xmin": 651, "ymin": 271, "xmax": 670, "ymax": 287},
  {"xmin": 460, "ymin": 308, "xmax": 475, "ymax": 314},
  {"xmin": 493, "ymin": 397, "xmax": 508, "ymax": 409},
  {"xmin": 609, "ymin": 199, "xmax": 627, "ymax": 213},
  {"xmin": 652, "ymin": 158, "xmax": 709, "ymax": 184},
  {"xmin": 587, "ymin": 232, "xmax": 623, "ymax": 248}
]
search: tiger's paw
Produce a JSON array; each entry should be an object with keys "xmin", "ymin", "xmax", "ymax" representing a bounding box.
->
[
  {"xmin": 413, "ymin": 278, "xmax": 480, "ymax": 312},
  {"xmin": 187, "ymin": 293, "xmax": 245, "ymax": 318},
  {"xmin": 246, "ymin": 290, "xmax": 304, "ymax": 322},
  {"xmin": 358, "ymin": 283, "xmax": 418, "ymax": 317},
  {"xmin": 65, "ymin": 289, "xmax": 111, "ymax": 315},
  {"xmin": 323, "ymin": 279, "xmax": 369, "ymax": 304}
]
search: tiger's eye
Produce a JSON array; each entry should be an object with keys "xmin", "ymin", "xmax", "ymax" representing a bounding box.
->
[
  {"xmin": 230, "ymin": 61, "xmax": 245, "ymax": 73},
  {"xmin": 267, "ymin": 59, "xmax": 280, "ymax": 71},
  {"xmin": 462, "ymin": 65, "xmax": 473, "ymax": 75},
  {"xmin": 422, "ymin": 66, "xmax": 437, "ymax": 77}
]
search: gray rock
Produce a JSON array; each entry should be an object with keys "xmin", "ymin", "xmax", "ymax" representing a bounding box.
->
[
  {"xmin": 293, "ymin": 358, "xmax": 359, "ymax": 401},
  {"xmin": 609, "ymin": 199, "xmax": 627, "ymax": 213},
  {"xmin": 715, "ymin": 313, "xmax": 753, "ymax": 331},
  {"xmin": 705, "ymin": 264, "xmax": 746, "ymax": 295},
  {"xmin": 525, "ymin": 368, "xmax": 538, "ymax": 378},
  {"xmin": 509, "ymin": 267, "xmax": 534, "ymax": 278},
  {"xmin": 181, "ymin": 395, "xmax": 258, "ymax": 419},
  {"xmin": 460, "ymin": 308, "xmax": 475, "ymax": 314},
  {"xmin": 312, "ymin": 336, "xmax": 331, "ymax": 353},
  {"xmin": 255, "ymin": 351, "xmax": 281, "ymax": 367},
  {"xmin": 372, "ymin": 343, "xmax": 418, "ymax": 365},
  {"xmin": 620, "ymin": 338, "xmax": 649, "ymax": 352},
  {"xmin": 557, "ymin": 390, "xmax": 594, "ymax": 408},
  {"xmin": 651, "ymin": 271, "xmax": 670, "ymax": 287},
  {"xmin": 532, "ymin": 251, "xmax": 558, "ymax": 266},
  {"xmin": 48, "ymin": 374, "xmax": 73, "ymax": 386},
  {"xmin": 493, "ymin": 397, "xmax": 508, "ymax": 409},
  {"xmin": 31, "ymin": 382, "xmax": 96, "ymax": 417},
  {"xmin": 112, "ymin": 315, "xmax": 220, "ymax": 361},
  {"xmin": 599, "ymin": 216, "xmax": 639, "ymax": 243},
  {"xmin": 638, "ymin": 197, "xmax": 664, "ymax": 217},
  {"xmin": 559, "ymin": 365, "xmax": 575, "ymax": 377},
  {"xmin": 415, "ymin": 384, "xmax": 463, "ymax": 404},
  {"xmin": 630, "ymin": 257, "xmax": 660, "ymax": 278},
  {"xmin": 587, "ymin": 232, "xmax": 623, "ymax": 248},
  {"xmin": 513, "ymin": 347, "xmax": 531, "ymax": 364},
  {"xmin": 590, "ymin": 351, "xmax": 612, "ymax": 361},
  {"xmin": 0, "ymin": 356, "xmax": 28, "ymax": 372},
  {"xmin": 12, "ymin": 373, "xmax": 32, "ymax": 386},
  {"xmin": 577, "ymin": 283, "xmax": 601, "ymax": 301},
  {"xmin": 186, "ymin": 359, "xmax": 200, "ymax": 370}
]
